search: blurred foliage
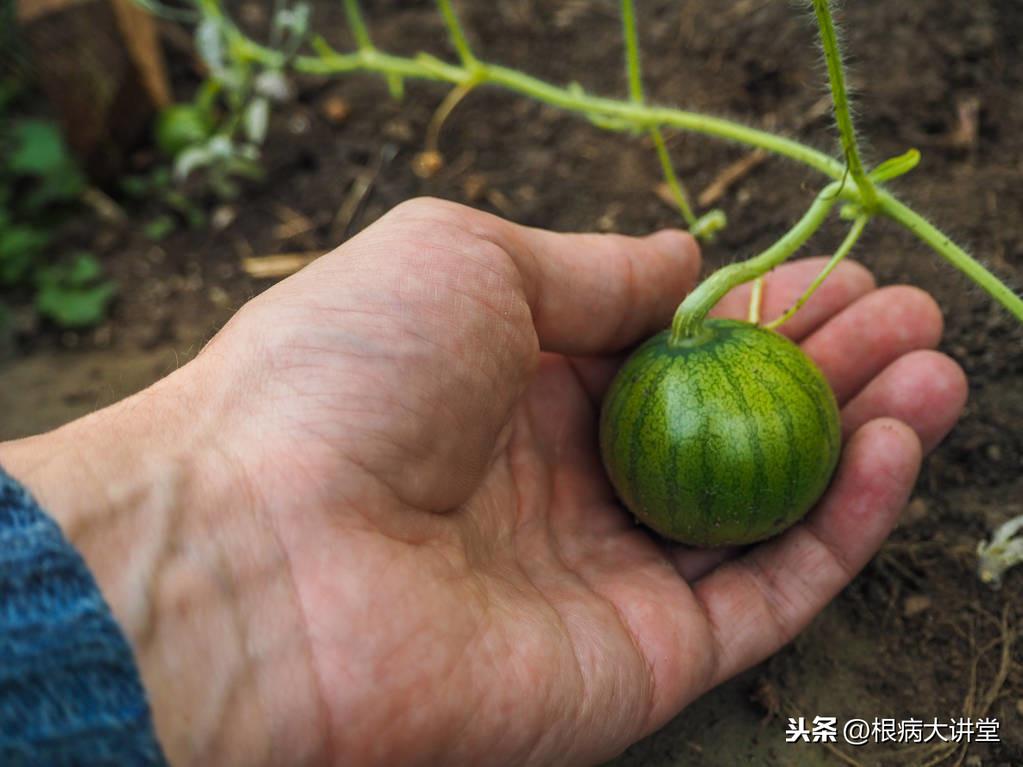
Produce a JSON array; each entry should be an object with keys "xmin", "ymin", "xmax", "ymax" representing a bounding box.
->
[
  {"xmin": 1, "ymin": 82, "xmax": 116, "ymax": 330},
  {"xmin": 34, "ymin": 251, "xmax": 116, "ymax": 327},
  {"xmin": 0, "ymin": 0, "xmax": 309, "ymax": 335},
  {"xmin": 0, "ymin": 0, "xmax": 305, "ymax": 335},
  {"xmin": 127, "ymin": 67, "xmax": 284, "ymax": 238},
  {"xmin": 120, "ymin": 162, "xmax": 209, "ymax": 239},
  {"xmin": 127, "ymin": 1, "xmax": 307, "ymax": 231}
]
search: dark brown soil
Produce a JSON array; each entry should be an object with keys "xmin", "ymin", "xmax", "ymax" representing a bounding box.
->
[{"xmin": 3, "ymin": 1, "xmax": 1022, "ymax": 764}]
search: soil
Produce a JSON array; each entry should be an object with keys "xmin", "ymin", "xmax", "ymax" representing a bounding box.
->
[{"xmin": 3, "ymin": 1, "xmax": 1023, "ymax": 764}]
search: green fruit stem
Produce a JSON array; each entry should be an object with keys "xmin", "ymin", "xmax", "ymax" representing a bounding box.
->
[{"xmin": 669, "ymin": 181, "xmax": 843, "ymax": 343}]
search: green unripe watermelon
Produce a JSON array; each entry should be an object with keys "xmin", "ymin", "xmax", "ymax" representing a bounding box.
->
[{"xmin": 599, "ymin": 319, "xmax": 841, "ymax": 547}]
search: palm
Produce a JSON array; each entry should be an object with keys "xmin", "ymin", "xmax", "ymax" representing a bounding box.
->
[
  {"xmin": 220, "ymin": 199, "xmax": 965, "ymax": 766},
  {"xmin": 270, "ymin": 354, "xmax": 704, "ymax": 766}
]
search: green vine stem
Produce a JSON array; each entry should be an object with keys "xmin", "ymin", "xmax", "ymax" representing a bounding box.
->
[
  {"xmin": 340, "ymin": 0, "xmax": 401, "ymax": 97},
  {"xmin": 669, "ymin": 181, "xmax": 844, "ymax": 343},
  {"xmin": 239, "ymin": 32, "xmax": 846, "ymax": 172},
  {"xmin": 436, "ymin": 0, "xmax": 479, "ymax": 70},
  {"xmin": 884, "ymin": 196, "xmax": 1023, "ymax": 323},
  {"xmin": 620, "ymin": 0, "xmax": 644, "ymax": 103},
  {"xmin": 342, "ymin": 0, "xmax": 371, "ymax": 50},
  {"xmin": 765, "ymin": 214, "xmax": 869, "ymax": 330},
  {"xmin": 811, "ymin": 0, "xmax": 878, "ymax": 211},
  {"xmin": 203, "ymin": 0, "xmax": 1023, "ymax": 327},
  {"xmin": 620, "ymin": 0, "xmax": 699, "ymax": 231},
  {"xmin": 617, "ymin": 0, "xmax": 716, "ymax": 236},
  {"xmin": 650, "ymin": 130, "xmax": 698, "ymax": 227}
]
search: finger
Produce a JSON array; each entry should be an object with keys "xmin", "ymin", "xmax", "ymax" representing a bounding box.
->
[
  {"xmin": 841, "ymin": 350, "xmax": 967, "ymax": 454},
  {"xmin": 564, "ymin": 355, "xmax": 627, "ymax": 410},
  {"xmin": 668, "ymin": 545, "xmax": 741, "ymax": 582},
  {"xmin": 801, "ymin": 285, "xmax": 944, "ymax": 405},
  {"xmin": 692, "ymin": 418, "xmax": 921, "ymax": 690},
  {"xmin": 506, "ymin": 225, "xmax": 702, "ymax": 355},
  {"xmin": 711, "ymin": 258, "xmax": 876, "ymax": 341},
  {"xmin": 527, "ymin": 354, "xmax": 604, "ymax": 470}
]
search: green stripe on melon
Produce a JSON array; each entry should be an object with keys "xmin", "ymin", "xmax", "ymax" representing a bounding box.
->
[{"xmin": 599, "ymin": 319, "xmax": 841, "ymax": 547}]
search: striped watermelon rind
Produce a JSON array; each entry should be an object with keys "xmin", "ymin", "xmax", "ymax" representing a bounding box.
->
[{"xmin": 599, "ymin": 319, "xmax": 841, "ymax": 547}]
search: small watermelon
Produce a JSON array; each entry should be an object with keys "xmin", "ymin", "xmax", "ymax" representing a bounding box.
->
[{"xmin": 599, "ymin": 319, "xmax": 841, "ymax": 547}]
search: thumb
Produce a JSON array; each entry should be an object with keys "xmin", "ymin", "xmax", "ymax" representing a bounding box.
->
[{"xmin": 501, "ymin": 224, "xmax": 702, "ymax": 355}]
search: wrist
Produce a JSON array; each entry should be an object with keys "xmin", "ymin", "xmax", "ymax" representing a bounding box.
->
[{"xmin": 0, "ymin": 357, "xmax": 323, "ymax": 765}]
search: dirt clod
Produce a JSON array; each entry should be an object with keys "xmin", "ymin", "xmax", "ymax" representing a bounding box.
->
[{"xmin": 903, "ymin": 594, "xmax": 932, "ymax": 618}]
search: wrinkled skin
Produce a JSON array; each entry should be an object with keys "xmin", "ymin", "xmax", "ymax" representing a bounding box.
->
[{"xmin": 1, "ymin": 199, "xmax": 967, "ymax": 766}]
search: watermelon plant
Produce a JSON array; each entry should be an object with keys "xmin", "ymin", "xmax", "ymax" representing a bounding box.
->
[{"xmin": 147, "ymin": 0, "xmax": 1023, "ymax": 546}]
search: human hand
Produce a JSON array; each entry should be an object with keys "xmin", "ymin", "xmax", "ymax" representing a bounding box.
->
[{"xmin": 0, "ymin": 198, "xmax": 967, "ymax": 766}]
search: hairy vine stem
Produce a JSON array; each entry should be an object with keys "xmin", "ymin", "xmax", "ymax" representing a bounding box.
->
[
  {"xmin": 811, "ymin": 0, "xmax": 878, "ymax": 212},
  {"xmin": 765, "ymin": 214, "xmax": 869, "ymax": 330},
  {"xmin": 669, "ymin": 181, "xmax": 844, "ymax": 343},
  {"xmin": 341, "ymin": 0, "xmax": 371, "ymax": 50},
  {"xmin": 436, "ymin": 0, "xmax": 479, "ymax": 70},
  {"xmin": 198, "ymin": 0, "xmax": 1023, "ymax": 328},
  {"xmin": 620, "ymin": 0, "xmax": 699, "ymax": 231}
]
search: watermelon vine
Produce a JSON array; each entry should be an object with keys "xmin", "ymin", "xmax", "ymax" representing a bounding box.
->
[{"xmin": 151, "ymin": 0, "xmax": 1023, "ymax": 335}]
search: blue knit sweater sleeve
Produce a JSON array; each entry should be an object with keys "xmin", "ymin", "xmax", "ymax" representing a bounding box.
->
[{"xmin": 0, "ymin": 466, "xmax": 168, "ymax": 766}]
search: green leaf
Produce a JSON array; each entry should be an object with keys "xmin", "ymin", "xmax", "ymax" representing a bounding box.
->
[
  {"xmin": 144, "ymin": 215, "xmax": 176, "ymax": 240},
  {"xmin": 151, "ymin": 166, "xmax": 172, "ymax": 189},
  {"xmin": 9, "ymin": 120, "xmax": 71, "ymax": 176},
  {"xmin": 183, "ymin": 205, "xmax": 206, "ymax": 230},
  {"xmin": 868, "ymin": 149, "xmax": 921, "ymax": 183},
  {"xmin": 34, "ymin": 252, "xmax": 116, "ymax": 328},
  {"xmin": 32, "ymin": 253, "xmax": 97, "ymax": 289},
  {"xmin": 691, "ymin": 210, "xmax": 728, "ymax": 242},
  {"xmin": 0, "ymin": 79, "xmax": 23, "ymax": 113},
  {"xmin": 23, "ymin": 163, "xmax": 85, "ymax": 209},
  {"xmin": 0, "ymin": 225, "xmax": 53, "ymax": 257},
  {"xmin": 0, "ymin": 225, "xmax": 51, "ymax": 283},
  {"xmin": 120, "ymin": 174, "xmax": 152, "ymax": 198},
  {"xmin": 5, "ymin": 119, "xmax": 85, "ymax": 208},
  {"xmin": 66, "ymin": 251, "xmax": 103, "ymax": 285},
  {"xmin": 36, "ymin": 280, "xmax": 116, "ymax": 328}
]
